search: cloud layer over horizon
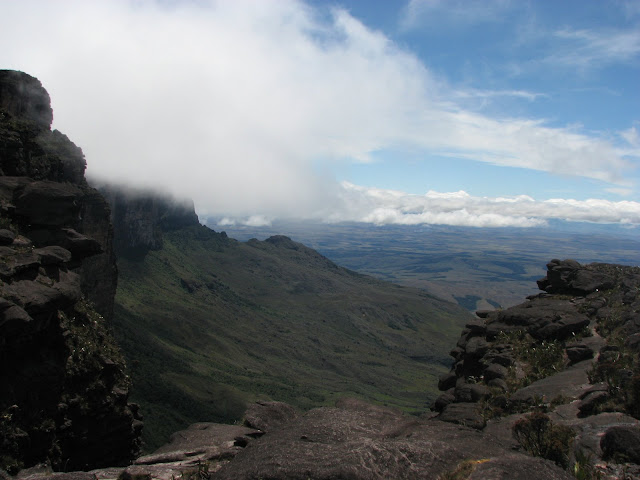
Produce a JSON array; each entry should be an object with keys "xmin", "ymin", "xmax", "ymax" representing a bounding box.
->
[{"xmin": 1, "ymin": 0, "xmax": 639, "ymax": 228}]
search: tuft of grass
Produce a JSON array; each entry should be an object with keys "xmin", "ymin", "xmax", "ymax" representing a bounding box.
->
[{"xmin": 495, "ymin": 330, "xmax": 565, "ymax": 392}]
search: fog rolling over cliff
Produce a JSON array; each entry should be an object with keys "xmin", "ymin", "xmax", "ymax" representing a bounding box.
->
[{"xmin": 96, "ymin": 182, "xmax": 472, "ymax": 450}]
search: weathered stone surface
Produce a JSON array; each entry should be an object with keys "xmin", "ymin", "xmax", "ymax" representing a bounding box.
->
[
  {"xmin": 438, "ymin": 402, "xmax": 486, "ymax": 430},
  {"xmin": 2, "ymin": 271, "xmax": 81, "ymax": 314},
  {"xmin": 566, "ymin": 343, "xmax": 594, "ymax": 364},
  {"xmin": 0, "ymin": 70, "xmax": 138, "ymax": 472},
  {"xmin": 244, "ymin": 401, "xmax": 299, "ymax": 433},
  {"xmin": 147, "ymin": 422, "xmax": 261, "ymax": 458},
  {"xmin": 433, "ymin": 390, "xmax": 456, "ymax": 412},
  {"xmin": 578, "ymin": 390, "xmax": 609, "ymax": 417},
  {"xmin": 455, "ymin": 383, "xmax": 490, "ymax": 403},
  {"xmin": 465, "ymin": 336, "xmax": 489, "ymax": 357},
  {"xmin": 34, "ymin": 245, "xmax": 72, "ymax": 265},
  {"xmin": 0, "ymin": 70, "xmax": 53, "ymax": 129},
  {"xmin": 601, "ymin": 425, "xmax": 640, "ymax": 464},
  {"xmin": 467, "ymin": 453, "xmax": 575, "ymax": 480},
  {"xmin": 438, "ymin": 371, "xmax": 457, "ymax": 391},
  {"xmin": 214, "ymin": 398, "xmax": 556, "ymax": 479},
  {"xmin": 484, "ymin": 363, "xmax": 508, "ymax": 381},
  {"xmin": 509, "ymin": 359, "xmax": 594, "ymax": 407},
  {"xmin": 14, "ymin": 181, "xmax": 83, "ymax": 226},
  {"xmin": 0, "ymin": 228, "xmax": 15, "ymax": 245}
]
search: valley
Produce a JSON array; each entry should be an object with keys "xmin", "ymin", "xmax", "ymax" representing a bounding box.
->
[{"xmin": 214, "ymin": 220, "xmax": 640, "ymax": 310}]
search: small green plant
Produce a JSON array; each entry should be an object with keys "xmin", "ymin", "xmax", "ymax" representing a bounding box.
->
[
  {"xmin": 512, "ymin": 411, "xmax": 575, "ymax": 469},
  {"xmin": 573, "ymin": 450, "xmax": 602, "ymax": 480}
]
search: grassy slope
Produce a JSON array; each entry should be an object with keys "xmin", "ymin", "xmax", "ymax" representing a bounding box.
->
[{"xmin": 112, "ymin": 225, "xmax": 470, "ymax": 450}]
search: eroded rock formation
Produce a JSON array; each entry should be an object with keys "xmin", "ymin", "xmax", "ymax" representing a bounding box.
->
[{"xmin": 0, "ymin": 70, "xmax": 140, "ymax": 472}]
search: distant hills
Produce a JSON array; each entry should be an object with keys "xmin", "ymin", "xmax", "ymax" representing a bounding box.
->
[
  {"xmin": 214, "ymin": 220, "xmax": 640, "ymax": 310},
  {"xmin": 102, "ymin": 187, "xmax": 472, "ymax": 450}
]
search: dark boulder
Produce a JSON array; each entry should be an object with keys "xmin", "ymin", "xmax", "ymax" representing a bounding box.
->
[
  {"xmin": 601, "ymin": 426, "xmax": 640, "ymax": 464},
  {"xmin": 484, "ymin": 363, "xmax": 509, "ymax": 381},
  {"xmin": 438, "ymin": 372, "xmax": 457, "ymax": 391},
  {"xmin": 566, "ymin": 343, "xmax": 594, "ymax": 365},
  {"xmin": 438, "ymin": 402, "xmax": 486, "ymax": 430},
  {"xmin": 0, "ymin": 228, "xmax": 15, "ymax": 245},
  {"xmin": 455, "ymin": 383, "xmax": 491, "ymax": 403}
]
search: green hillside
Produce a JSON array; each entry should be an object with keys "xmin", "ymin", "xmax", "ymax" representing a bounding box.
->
[{"xmin": 112, "ymin": 224, "xmax": 470, "ymax": 450}]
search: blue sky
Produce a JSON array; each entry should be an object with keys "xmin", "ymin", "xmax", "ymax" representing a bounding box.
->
[
  {"xmin": 1, "ymin": 0, "xmax": 639, "ymax": 227},
  {"xmin": 325, "ymin": 0, "xmax": 640, "ymax": 200}
]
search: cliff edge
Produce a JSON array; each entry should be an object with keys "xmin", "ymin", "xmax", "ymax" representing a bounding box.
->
[{"xmin": 0, "ymin": 70, "xmax": 141, "ymax": 472}]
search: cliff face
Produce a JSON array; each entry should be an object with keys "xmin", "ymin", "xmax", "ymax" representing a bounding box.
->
[
  {"xmin": 94, "ymin": 182, "xmax": 200, "ymax": 258},
  {"xmin": 0, "ymin": 70, "xmax": 140, "ymax": 472}
]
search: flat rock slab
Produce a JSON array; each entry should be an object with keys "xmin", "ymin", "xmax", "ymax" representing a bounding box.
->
[
  {"xmin": 151, "ymin": 422, "xmax": 261, "ymax": 455},
  {"xmin": 244, "ymin": 400, "xmax": 299, "ymax": 432},
  {"xmin": 510, "ymin": 359, "xmax": 593, "ymax": 405},
  {"xmin": 212, "ymin": 398, "xmax": 568, "ymax": 480}
]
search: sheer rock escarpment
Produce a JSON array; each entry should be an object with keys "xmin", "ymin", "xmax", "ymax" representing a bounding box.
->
[{"xmin": 0, "ymin": 70, "xmax": 140, "ymax": 473}]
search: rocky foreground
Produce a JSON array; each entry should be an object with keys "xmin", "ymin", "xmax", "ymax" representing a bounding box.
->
[{"xmin": 7, "ymin": 259, "xmax": 639, "ymax": 480}]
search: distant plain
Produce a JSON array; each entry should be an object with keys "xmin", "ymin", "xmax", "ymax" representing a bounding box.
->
[{"xmin": 212, "ymin": 221, "xmax": 640, "ymax": 310}]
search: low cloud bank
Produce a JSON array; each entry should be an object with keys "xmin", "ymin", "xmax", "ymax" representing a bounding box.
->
[
  {"xmin": 1, "ymin": 0, "xmax": 638, "ymax": 225},
  {"xmin": 215, "ymin": 182, "xmax": 640, "ymax": 229}
]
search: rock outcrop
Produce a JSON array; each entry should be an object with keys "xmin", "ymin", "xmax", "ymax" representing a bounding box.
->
[
  {"xmin": 93, "ymin": 182, "xmax": 200, "ymax": 257},
  {"xmin": 0, "ymin": 70, "xmax": 140, "ymax": 472},
  {"xmin": 434, "ymin": 259, "xmax": 640, "ymax": 478}
]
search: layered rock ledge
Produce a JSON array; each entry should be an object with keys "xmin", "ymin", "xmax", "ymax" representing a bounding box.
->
[{"xmin": 1, "ymin": 70, "xmax": 139, "ymax": 472}]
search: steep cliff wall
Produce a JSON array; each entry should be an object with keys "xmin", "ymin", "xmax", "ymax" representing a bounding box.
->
[
  {"xmin": 0, "ymin": 70, "xmax": 140, "ymax": 472},
  {"xmin": 94, "ymin": 182, "xmax": 200, "ymax": 257}
]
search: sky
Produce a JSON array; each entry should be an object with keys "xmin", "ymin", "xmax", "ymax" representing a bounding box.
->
[{"xmin": 1, "ymin": 0, "xmax": 639, "ymax": 228}]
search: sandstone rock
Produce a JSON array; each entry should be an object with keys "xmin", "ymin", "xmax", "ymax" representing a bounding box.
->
[
  {"xmin": 487, "ymin": 378, "xmax": 508, "ymax": 392},
  {"xmin": 465, "ymin": 319, "xmax": 486, "ymax": 334},
  {"xmin": 484, "ymin": 363, "xmax": 508, "ymax": 381},
  {"xmin": 243, "ymin": 401, "xmax": 299, "ymax": 433},
  {"xmin": 432, "ymin": 390, "xmax": 455, "ymax": 412},
  {"xmin": 468, "ymin": 453, "xmax": 575, "ymax": 480},
  {"xmin": 34, "ymin": 246, "xmax": 72, "ymax": 265},
  {"xmin": 2, "ymin": 271, "xmax": 81, "ymax": 314},
  {"xmin": 0, "ymin": 251, "xmax": 40, "ymax": 278},
  {"xmin": 438, "ymin": 402, "xmax": 486, "ymax": 430},
  {"xmin": 0, "ymin": 228, "xmax": 15, "ymax": 245},
  {"xmin": 465, "ymin": 336, "xmax": 489, "ymax": 357},
  {"xmin": 0, "ymin": 70, "xmax": 53, "ymax": 129},
  {"xmin": 455, "ymin": 383, "xmax": 490, "ymax": 403},
  {"xmin": 15, "ymin": 181, "xmax": 83, "ymax": 226},
  {"xmin": 601, "ymin": 425, "xmax": 640, "ymax": 464},
  {"xmin": 438, "ymin": 371, "xmax": 457, "ymax": 391},
  {"xmin": 214, "ymin": 398, "xmax": 549, "ymax": 479},
  {"xmin": 578, "ymin": 390, "xmax": 609, "ymax": 417},
  {"xmin": 566, "ymin": 343, "xmax": 594, "ymax": 364},
  {"xmin": 0, "ymin": 70, "xmax": 138, "ymax": 472}
]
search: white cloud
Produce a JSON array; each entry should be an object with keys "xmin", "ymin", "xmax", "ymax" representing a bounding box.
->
[
  {"xmin": 550, "ymin": 28, "xmax": 640, "ymax": 69},
  {"xmin": 218, "ymin": 182, "xmax": 640, "ymax": 228},
  {"xmin": 321, "ymin": 182, "xmax": 640, "ymax": 227},
  {"xmin": 0, "ymin": 0, "xmax": 637, "ymax": 223}
]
